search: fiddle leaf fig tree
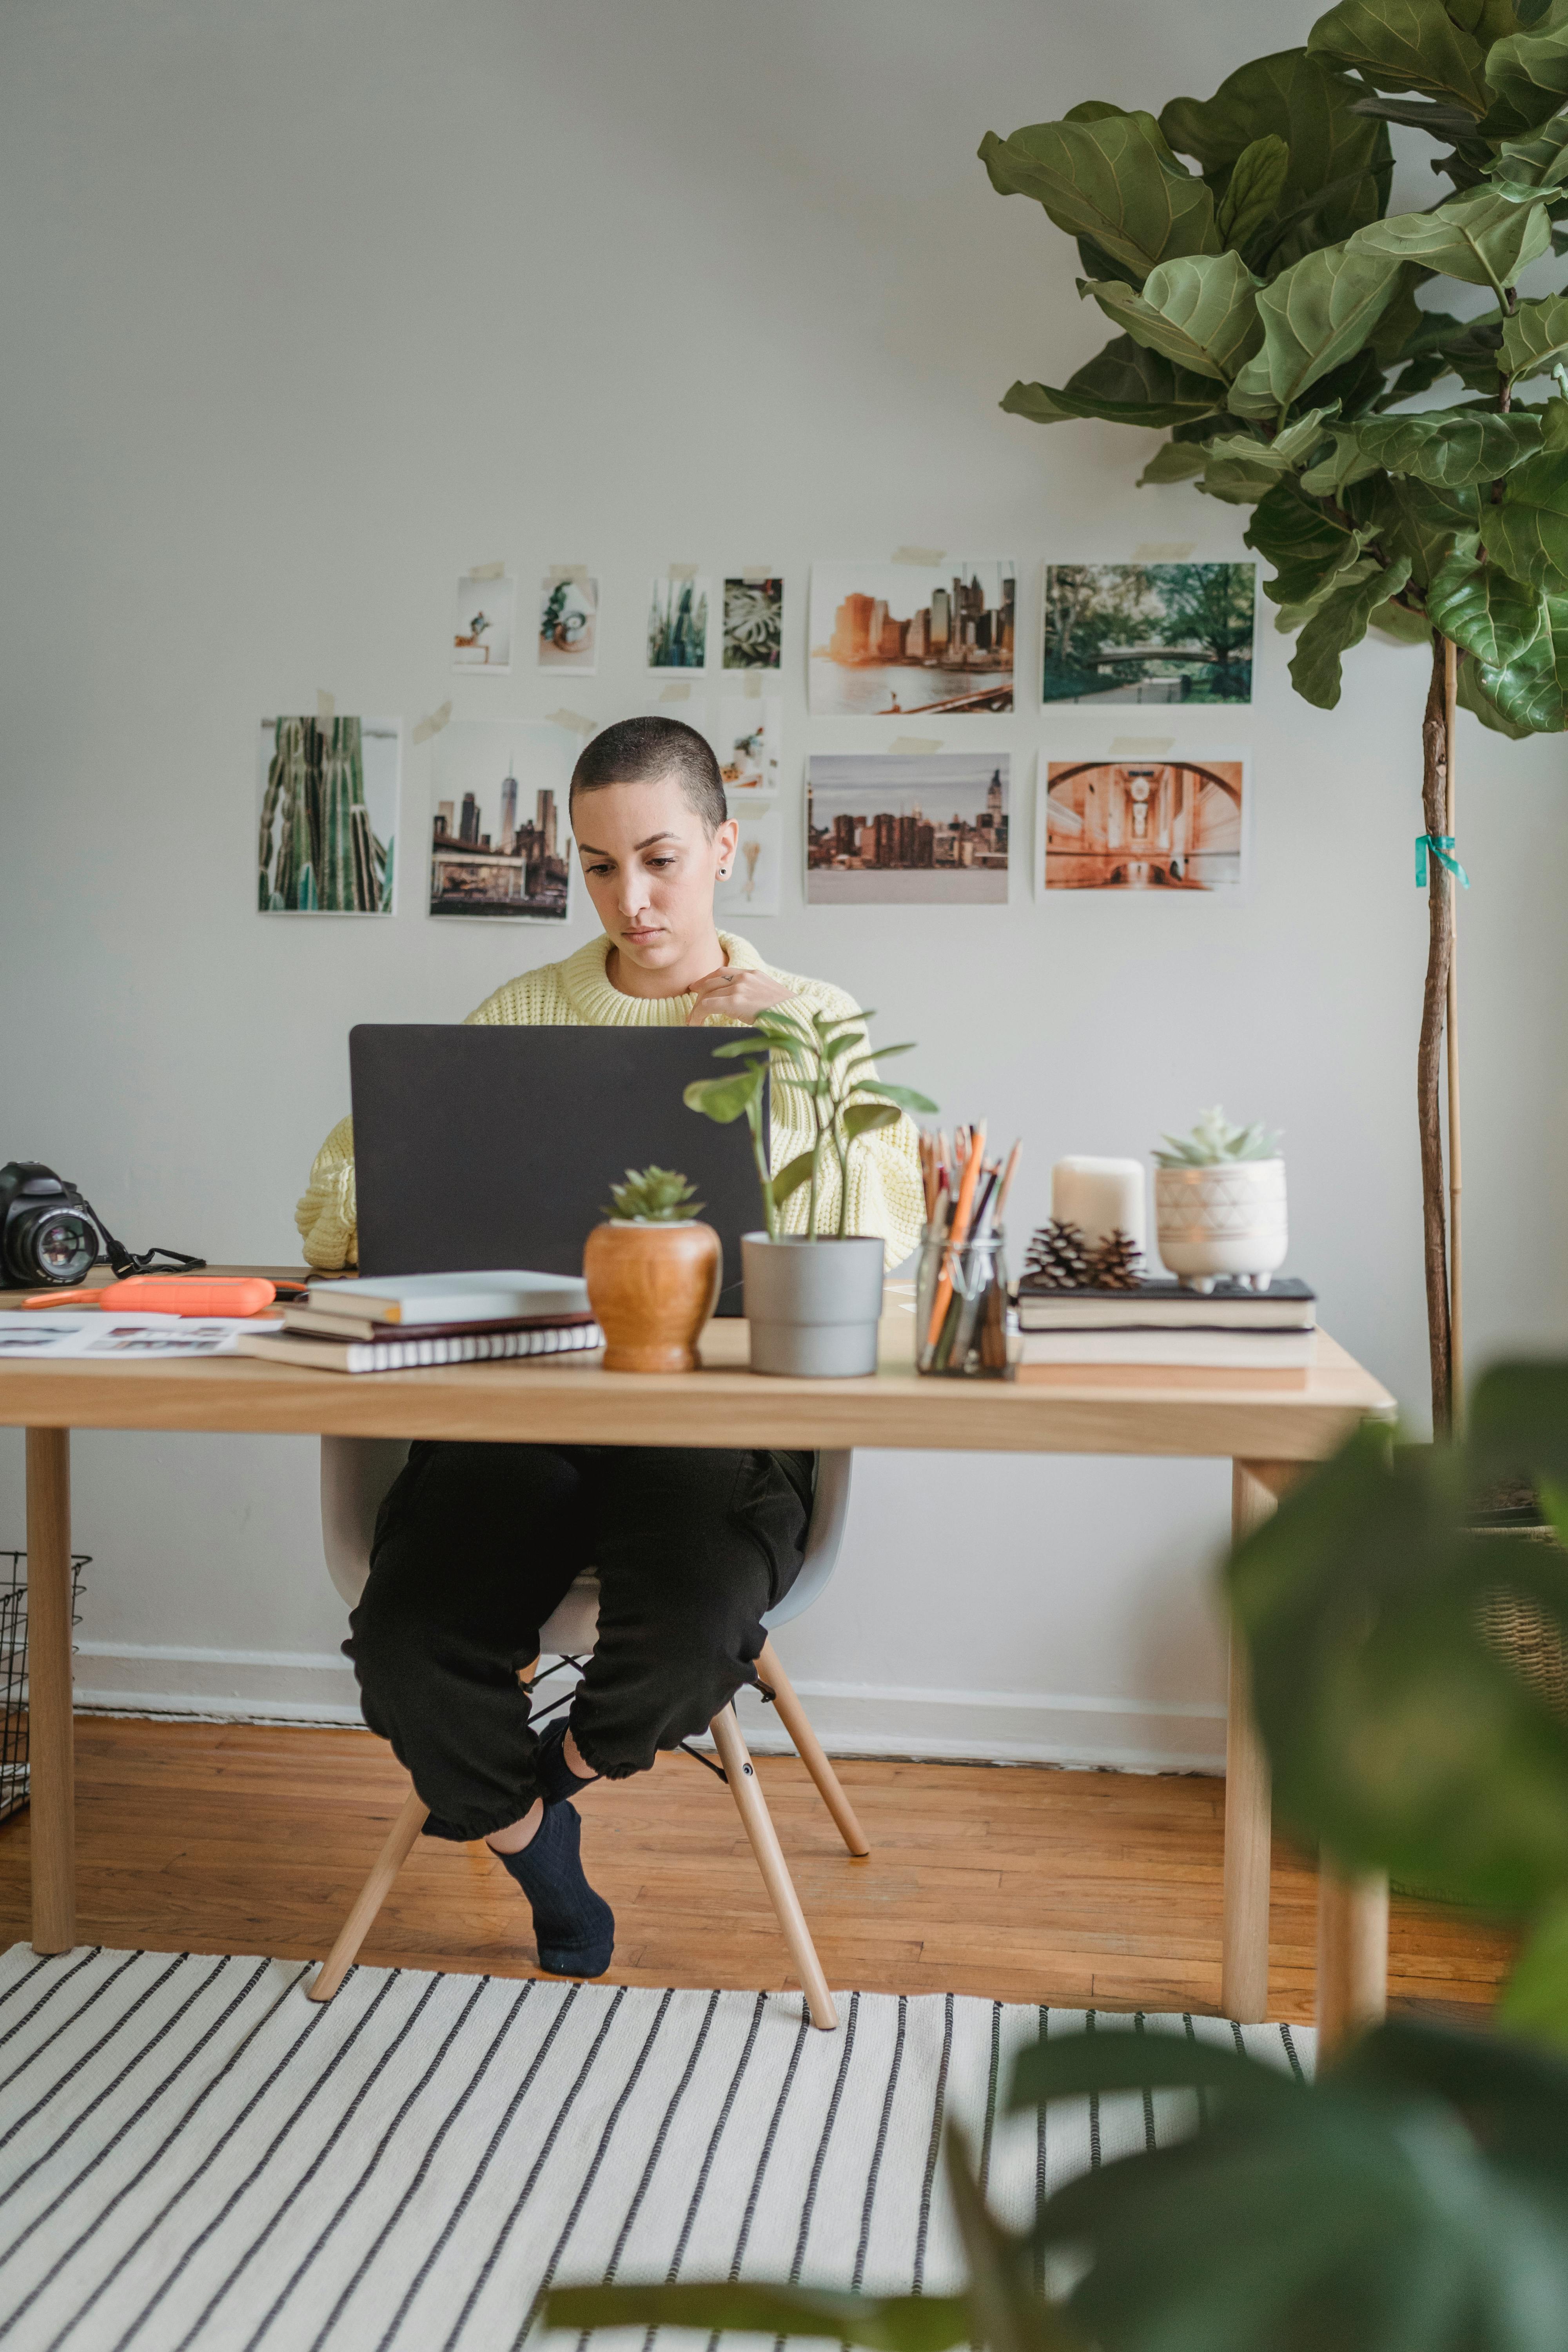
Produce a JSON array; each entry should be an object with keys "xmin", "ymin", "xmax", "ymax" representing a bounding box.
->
[{"xmin": 981, "ymin": 2, "xmax": 1568, "ymax": 1431}]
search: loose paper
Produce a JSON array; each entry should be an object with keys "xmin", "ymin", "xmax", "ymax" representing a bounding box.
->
[{"xmin": 0, "ymin": 1312, "xmax": 282, "ymax": 1358}]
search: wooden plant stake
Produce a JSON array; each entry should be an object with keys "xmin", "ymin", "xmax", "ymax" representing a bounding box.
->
[{"xmin": 1445, "ymin": 637, "xmax": 1464, "ymax": 1434}]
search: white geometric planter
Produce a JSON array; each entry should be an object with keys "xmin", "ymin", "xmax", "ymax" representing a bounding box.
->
[{"xmin": 1154, "ymin": 1158, "xmax": 1288, "ymax": 1292}]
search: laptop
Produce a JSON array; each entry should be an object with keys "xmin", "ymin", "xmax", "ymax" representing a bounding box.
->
[{"xmin": 348, "ymin": 1025, "xmax": 769, "ymax": 1314}]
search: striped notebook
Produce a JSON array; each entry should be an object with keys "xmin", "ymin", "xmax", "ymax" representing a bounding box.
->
[{"xmin": 234, "ymin": 1320, "xmax": 603, "ymax": 1374}]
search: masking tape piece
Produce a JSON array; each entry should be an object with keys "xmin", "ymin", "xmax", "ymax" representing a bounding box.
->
[
  {"xmin": 668, "ymin": 563, "xmax": 699, "ymax": 581},
  {"xmin": 316, "ymin": 690, "xmax": 335, "ymax": 730},
  {"xmin": 468, "ymin": 560, "xmax": 506, "ymax": 581},
  {"xmin": 412, "ymin": 699, "xmax": 454, "ymax": 746},
  {"xmin": 887, "ymin": 735, "xmax": 942, "ymax": 754},
  {"xmin": 1131, "ymin": 542, "xmax": 1195, "ymax": 561},
  {"xmin": 737, "ymin": 570, "xmax": 775, "ymax": 583},
  {"xmin": 892, "ymin": 545, "xmax": 944, "ymax": 567},
  {"xmin": 743, "ymin": 672, "xmax": 765, "ymax": 698},
  {"xmin": 546, "ymin": 707, "xmax": 597, "ymax": 736},
  {"xmin": 547, "ymin": 564, "xmax": 590, "ymax": 587},
  {"xmin": 659, "ymin": 682, "xmax": 693, "ymax": 703},
  {"xmin": 1107, "ymin": 736, "xmax": 1175, "ymax": 756}
]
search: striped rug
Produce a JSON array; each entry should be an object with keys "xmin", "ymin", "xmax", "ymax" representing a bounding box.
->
[{"xmin": 0, "ymin": 1945, "xmax": 1312, "ymax": 2352}]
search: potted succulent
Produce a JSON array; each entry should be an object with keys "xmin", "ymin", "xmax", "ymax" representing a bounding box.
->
[
  {"xmin": 1153, "ymin": 1105, "xmax": 1285, "ymax": 1291},
  {"xmin": 686, "ymin": 1003, "xmax": 936, "ymax": 1376},
  {"xmin": 581, "ymin": 1165, "xmax": 720, "ymax": 1372}
]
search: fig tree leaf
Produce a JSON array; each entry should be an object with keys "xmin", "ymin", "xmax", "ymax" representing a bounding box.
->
[
  {"xmin": 1216, "ymin": 132, "xmax": 1291, "ymax": 248},
  {"xmin": 1497, "ymin": 1896, "xmax": 1568, "ymax": 2049},
  {"xmin": 1368, "ymin": 593, "xmax": 1436, "ymax": 642},
  {"xmin": 1299, "ymin": 426, "xmax": 1385, "ymax": 494},
  {"xmin": 978, "ymin": 110, "xmax": 1220, "ymax": 280},
  {"xmin": 1198, "ymin": 408, "xmax": 1336, "ymax": 502},
  {"xmin": 1352, "ymin": 183, "xmax": 1553, "ymax": 287},
  {"xmin": 1158, "ymin": 47, "xmax": 1393, "ymax": 254},
  {"xmin": 1354, "ymin": 405, "xmax": 1544, "ymax": 484},
  {"xmin": 1138, "ymin": 438, "xmax": 1209, "ymax": 483},
  {"xmin": 1000, "ymin": 334, "xmax": 1223, "ymax": 429},
  {"xmin": 1503, "ymin": 289, "xmax": 1568, "ymax": 378},
  {"xmin": 1079, "ymin": 249, "xmax": 1263, "ymax": 381},
  {"xmin": 1488, "ymin": 447, "xmax": 1568, "ymax": 586},
  {"xmin": 1430, "ymin": 549, "xmax": 1568, "ymax": 726},
  {"xmin": 1307, "ymin": 0, "xmax": 1492, "ymax": 112},
  {"xmin": 1246, "ymin": 479, "xmax": 1371, "ymax": 602},
  {"xmin": 1492, "ymin": 108, "xmax": 1568, "ymax": 194},
  {"xmin": 1290, "ymin": 556, "xmax": 1412, "ymax": 706},
  {"xmin": 1486, "ymin": 10, "xmax": 1568, "ymax": 127},
  {"xmin": 1351, "ymin": 471, "xmax": 1479, "ymax": 584},
  {"xmin": 1457, "ymin": 643, "xmax": 1538, "ymax": 731},
  {"xmin": 1229, "ymin": 239, "xmax": 1405, "ymax": 413}
]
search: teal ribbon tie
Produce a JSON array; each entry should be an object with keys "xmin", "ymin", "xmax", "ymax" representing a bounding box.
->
[{"xmin": 1416, "ymin": 832, "xmax": 1470, "ymax": 889}]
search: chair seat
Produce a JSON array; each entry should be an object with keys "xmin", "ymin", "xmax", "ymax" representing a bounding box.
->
[{"xmin": 539, "ymin": 1573, "xmax": 599, "ymax": 1658}]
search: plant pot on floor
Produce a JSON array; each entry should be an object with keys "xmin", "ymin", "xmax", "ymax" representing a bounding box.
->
[
  {"xmin": 1154, "ymin": 1157, "xmax": 1288, "ymax": 1292},
  {"xmin": 583, "ymin": 1220, "xmax": 721, "ymax": 1372},
  {"xmin": 742, "ymin": 1233, "xmax": 884, "ymax": 1377}
]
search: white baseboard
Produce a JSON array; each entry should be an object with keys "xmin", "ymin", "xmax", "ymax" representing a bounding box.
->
[{"xmin": 70, "ymin": 1641, "xmax": 1226, "ymax": 1772}]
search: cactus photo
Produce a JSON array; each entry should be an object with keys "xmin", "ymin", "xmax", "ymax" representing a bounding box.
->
[{"xmin": 256, "ymin": 713, "xmax": 399, "ymax": 915}]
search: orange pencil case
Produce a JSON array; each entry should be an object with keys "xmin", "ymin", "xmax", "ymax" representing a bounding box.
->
[{"xmin": 24, "ymin": 1277, "xmax": 279, "ymax": 1316}]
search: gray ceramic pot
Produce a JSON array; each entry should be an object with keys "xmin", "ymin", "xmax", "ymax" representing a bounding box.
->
[{"xmin": 741, "ymin": 1233, "xmax": 885, "ymax": 1377}]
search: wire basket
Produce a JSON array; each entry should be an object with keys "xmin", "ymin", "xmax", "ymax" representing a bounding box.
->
[
  {"xmin": 1, "ymin": 1551, "xmax": 89, "ymax": 1826},
  {"xmin": 1475, "ymin": 1524, "xmax": 1568, "ymax": 1726}
]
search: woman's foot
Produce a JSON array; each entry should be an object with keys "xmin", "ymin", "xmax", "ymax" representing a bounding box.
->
[{"xmin": 491, "ymin": 1800, "xmax": 614, "ymax": 1978}]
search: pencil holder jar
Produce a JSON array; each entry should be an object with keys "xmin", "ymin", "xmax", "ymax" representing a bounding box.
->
[{"xmin": 916, "ymin": 1229, "xmax": 1013, "ymax": 1379}]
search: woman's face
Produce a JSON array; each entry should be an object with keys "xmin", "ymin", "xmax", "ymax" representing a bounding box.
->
[{"xmin": 573, "ymin": 772, "xmax": 739, "ymax": 976}]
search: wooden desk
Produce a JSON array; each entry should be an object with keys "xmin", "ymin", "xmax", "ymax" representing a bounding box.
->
[{"xmin": 0, "ymin": 1276, "xmax": 1395, "ymax": 2033}]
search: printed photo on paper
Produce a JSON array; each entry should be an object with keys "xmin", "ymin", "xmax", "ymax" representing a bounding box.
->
[
  {"xmin": 715, "ymin": 804, "xmax": 782, "ymax": 917},
  {"xmin": 537, "ymin": 573, "xmax": 599, "ymax": 673},
  {"xmin": 452, "ymin": 572, "xmax": 515, "ymax": 671},
  {"xmin": 1042, "ymin": 563, "xmax": 1256, "ymax": 704},
  {"xmin": 429, "ymin": 719, "xmax": 576, "ymax": 921},
  {"xmin": 808, "ymin": 560, "xmax": 1015, "ymax": 717},
  {"xmin": 647, "ymin": 576, "xmax": 711, "ymax": 670},
  {"xmin": 257, "ymin": 715, "xmax": 399, "ymax": 915},
  {"xmin": 722, "ymin": 577, "xmax": 783, "ymax": 671},
  {"xmin": 711, "ymin": 697, "xmax": 780, "ymax": 793},
  {"xmin": 1041, "ymin": 753, "xmax": 1247, "ymax": 893},
  {"xmin": 808, "ymin": 752, "xmax": 1009, "ymax": 904}
]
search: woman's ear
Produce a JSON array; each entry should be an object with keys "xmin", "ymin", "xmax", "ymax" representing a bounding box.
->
[{"xmin": 714, "ymin": 815, "xmax": 740, "ymax": 878}]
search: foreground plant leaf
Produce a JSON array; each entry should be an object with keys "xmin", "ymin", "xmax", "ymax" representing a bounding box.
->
[{"xmin": 546, "ymin": 2283, "xmax": 974, "ymax": 2350}]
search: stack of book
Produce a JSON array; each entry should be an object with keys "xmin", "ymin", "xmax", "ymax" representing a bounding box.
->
[
  {"xmin": 235, "ymin": 1270, "xmax": 602, "ymax": 1375},
  {"xmin": 1014, "ymin": 1277, "xmax": 1317, "ymax": 1369}
]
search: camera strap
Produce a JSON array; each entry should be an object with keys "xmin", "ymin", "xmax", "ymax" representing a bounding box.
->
[{"xmin": 98, "ymin": 1224, "xmax": 207, "ymax": 1280}]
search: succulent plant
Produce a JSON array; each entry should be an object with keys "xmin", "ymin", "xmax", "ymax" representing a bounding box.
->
[
  {"xmin": 1154, "ymin": 1106, "xmax": 1279, "ymax": 1169},
  {"xmin": 602, "ymin": 1165, "xmax": 704, "ymax": 1224}
]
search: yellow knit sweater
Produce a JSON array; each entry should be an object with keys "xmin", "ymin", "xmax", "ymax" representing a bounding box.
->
[{"xmin": 295, "ymin": 930, "xmax": 925, "ymax": 1272}]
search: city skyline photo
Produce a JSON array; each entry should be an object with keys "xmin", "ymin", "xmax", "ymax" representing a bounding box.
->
[
  {"xmin": 808, "ymin": 558, "xmax": 1015, "ymax": 716},
  {"xmin": 428, "ymin": 719, "xmax": 575, "ymax": 920},
  {"xmin": 808, "ymin": 751, "xmax": 1009, "ymax": 904}
]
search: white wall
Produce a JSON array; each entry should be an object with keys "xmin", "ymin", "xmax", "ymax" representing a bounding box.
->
[{"xmin": 4, "ymin": 0, "xmax": 1568, "ymax": 1768}]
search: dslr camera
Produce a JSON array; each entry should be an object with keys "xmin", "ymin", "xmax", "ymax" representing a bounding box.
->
[{"xmin": 0, "ymin": 1163, "xmax": 109, "ymax": 1288}]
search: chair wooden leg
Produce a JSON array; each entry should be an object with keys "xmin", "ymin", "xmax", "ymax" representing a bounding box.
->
[
  {"xmin": 755, "ymin": 1637, "xmax": 869, "ymax": 1858},
  {"xmin": 709, "ymin": 1704, "xmax": 838, "ymax": 2031},
  {"xmin": 308, "ymin": 1788, "xmax": 429, "ymax": 2003}
]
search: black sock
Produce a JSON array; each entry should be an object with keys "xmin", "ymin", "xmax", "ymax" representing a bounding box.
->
[
  {"xmin": 492, "ymin": 1801, "xmax": 614, "ymax": 1978},
  {"xmin": 535, "ymin": 1717, "xmax": 601, "ymax": 1808}
]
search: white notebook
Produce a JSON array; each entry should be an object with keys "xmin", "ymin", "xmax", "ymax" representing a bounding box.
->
[{"xmin": 299, "ymin": 1269, "xmax": 590, "ymax": 1327}]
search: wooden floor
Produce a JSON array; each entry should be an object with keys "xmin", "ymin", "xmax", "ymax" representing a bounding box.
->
[{"xmin": 0, "ymin": 1715, "xmax": 1517, "ymax": 2020}]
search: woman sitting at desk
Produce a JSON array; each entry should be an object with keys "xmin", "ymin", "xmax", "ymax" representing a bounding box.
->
[{"xmin": 295, "ymin": 716, "xmax": 922, "ymax": 1980}]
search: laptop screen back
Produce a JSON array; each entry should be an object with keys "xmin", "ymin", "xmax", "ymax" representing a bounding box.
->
[{"xmin": 348, "ymin": 1024, "xmax": 768, "ymax": 1313}]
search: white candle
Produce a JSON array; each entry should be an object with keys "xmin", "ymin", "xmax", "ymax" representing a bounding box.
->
[{"xmin": 1051, "ymin": 1157, "xmax": 1147, "ymax": 1263}]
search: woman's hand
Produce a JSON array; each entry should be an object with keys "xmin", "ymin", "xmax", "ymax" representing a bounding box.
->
[{"xmin": 685, "ymin": 967, "xmax": 795, "ymax": 1027}]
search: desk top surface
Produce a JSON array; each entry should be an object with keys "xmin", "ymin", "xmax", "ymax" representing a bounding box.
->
[{"xmin": 0, "ymin": 1267, "xmax": 1396, "ymax": 1460}]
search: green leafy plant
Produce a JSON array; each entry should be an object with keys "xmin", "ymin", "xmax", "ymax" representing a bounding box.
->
[
  {"xmin": 548, "ymin": 1358, "xmax": 1568, "ymax": 2352},
  {"xmin": 1153, "ymin": 1103, "xmax": 1281, "ymax": 1165},
  {"xmin": 684, "ymin": 1002, "xmax": 936, "ymax": 1238},
  {"xmin": 601, "ymin": 1165, "xmax": 703, "ymax": 1223},
  {"xmin": 980, "ymin": 3, "xmax": 1568, "ymax": 1432}
]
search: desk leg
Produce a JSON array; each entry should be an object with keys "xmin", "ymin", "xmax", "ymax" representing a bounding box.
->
[
  {"xmin": 26, "ymin": 1428, "xmax": 75, "ymax": 1955},
  {"xmin": 1317, "ymin": 1858, "xmax": 1388, "ymax": 2058},
  {"xmin": 1221, "ymin": 1461, "xmax": 1301, "ymax": 2022}
]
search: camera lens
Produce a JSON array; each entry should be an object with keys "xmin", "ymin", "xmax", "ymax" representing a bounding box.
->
[{"xmin": 18, "ymin": 1209, "xmax": 96, "ymax": 1285}]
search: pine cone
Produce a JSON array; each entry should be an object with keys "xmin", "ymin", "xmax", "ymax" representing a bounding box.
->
[
  {"xmin": 1084, "ymin": 1228, "xmax": 1144, "ymax": 1291},
  {"xmin": 1020, "ymin": 1218, "xmax": 1092, "ymax": 1290}
]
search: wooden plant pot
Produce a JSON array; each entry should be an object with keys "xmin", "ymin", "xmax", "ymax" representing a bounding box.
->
[{"xmin": 583, "ymin": 1221, "xmax": 722, "ymax": 1372}]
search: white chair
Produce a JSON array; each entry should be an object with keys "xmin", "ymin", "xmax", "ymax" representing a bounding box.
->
[{"xmin": 311, "ymin": 1439, "xmax": 866, "ymax": 2029}]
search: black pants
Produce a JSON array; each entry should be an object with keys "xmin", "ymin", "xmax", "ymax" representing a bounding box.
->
[{"xmin": 348, "ymin": 1441, "xmax": 814, "ymax": 1842}]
